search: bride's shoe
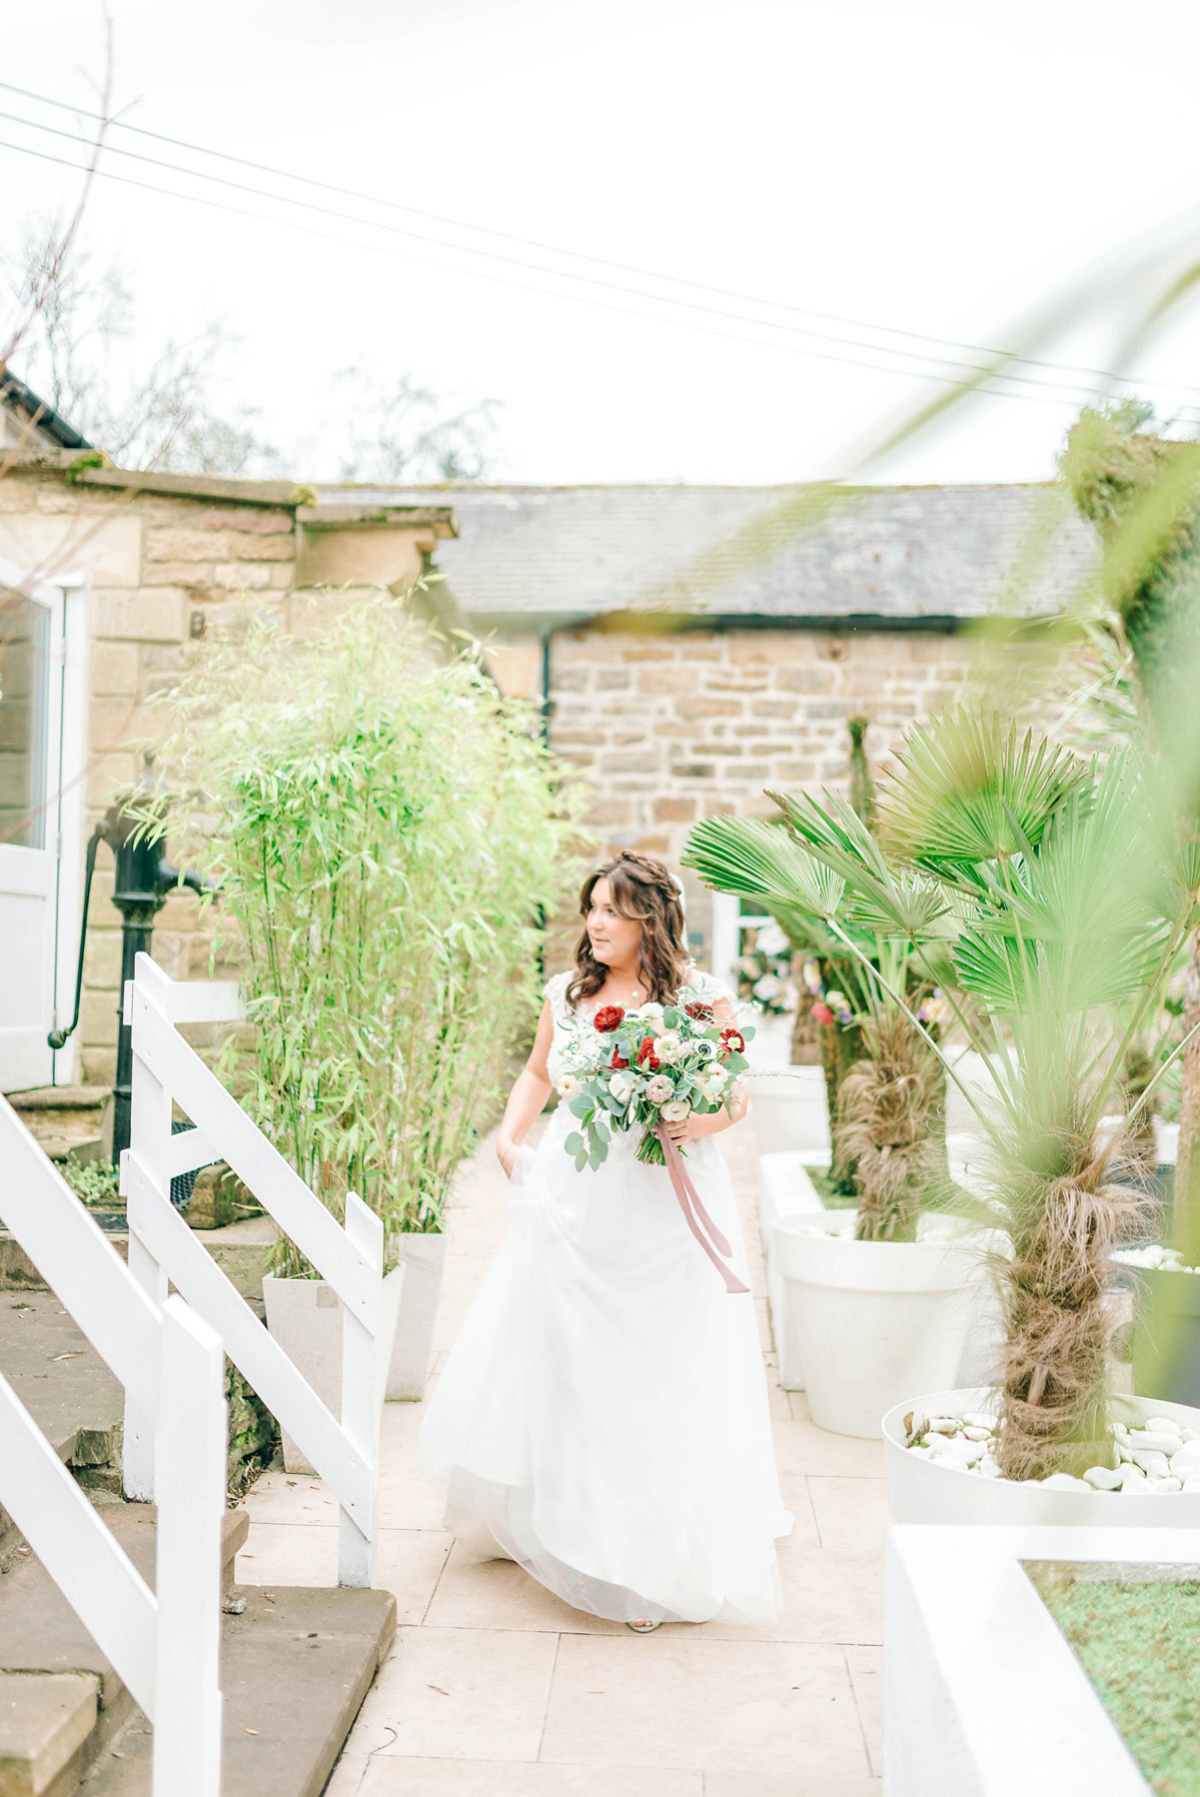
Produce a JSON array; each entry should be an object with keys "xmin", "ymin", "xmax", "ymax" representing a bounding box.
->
[{"xmin": 626, "ymin": 1618, "xmax": 661, "ymax": 1632}]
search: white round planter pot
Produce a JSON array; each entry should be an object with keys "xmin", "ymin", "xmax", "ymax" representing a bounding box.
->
[
  {"xmin": 775, "ymin": 1217, "xmax": 978, "ymax": 1438},
  {"xmin": 883, "ymin": 1385, "xmax": 1200, "ymax": 1525}
]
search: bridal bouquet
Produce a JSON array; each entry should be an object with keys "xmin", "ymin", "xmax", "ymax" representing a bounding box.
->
[{"xmin": 558, "ymin": 997, "xmax": 753, "ymax": 1170}]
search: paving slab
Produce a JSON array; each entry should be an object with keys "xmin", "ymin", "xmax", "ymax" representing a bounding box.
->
[{"xmin": 240, "ymin": 1113, "xmax": 888, "ymax": 1793}]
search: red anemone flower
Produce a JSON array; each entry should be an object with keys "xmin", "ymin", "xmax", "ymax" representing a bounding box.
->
[
  {"xmin": 593, "ymin": 1005, "xmax": 625, "ymax": 1033},
  {"xmin": 685, "ymin": 1000, "xmax": 715, "ymax": 1022},
  {"xmin": 610, "ymin": 1048, "xmax": 630, "ymax": 1070},
  {"xmin": 636, "ymin": 1036, "xmax": 660, "ymax": 1071},
  {"xmin": 719, "ymin": 1027, "xmax": 746, "ymax": 1057}
]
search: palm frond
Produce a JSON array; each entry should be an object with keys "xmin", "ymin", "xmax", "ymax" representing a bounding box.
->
[
  {"xmin": 682, "ymin": 814, "xmax": 844, "ymax": 920},
  {"xmin": 880, "ymin": 708, "xmax": 1092, "ymax": 867}
]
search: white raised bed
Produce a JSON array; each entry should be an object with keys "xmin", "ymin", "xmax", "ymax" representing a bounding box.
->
[
  {"xmin": 886, "ymin": 1523, "xmax": 1190, "ymax": 1795},
  {"xmin": 883, "ymin": 1386, "xmax": 1200, "ymax": 1525},
  {"xmin": 775, "ymin": 1217, "xmax": 979, "ymax": 1437}
]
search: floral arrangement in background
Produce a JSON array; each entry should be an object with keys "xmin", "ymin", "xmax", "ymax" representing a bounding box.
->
[
  {"xmin": 735, "ymin": 922, "xmax": 797, "ymax": 1017},
  {"xmin": 559, "ymin": 998, "xmax": 753, "ymax": 1168},
  {"xmin": 802, "ymin": 958, "xmax": 949, "ymax": 1034}
]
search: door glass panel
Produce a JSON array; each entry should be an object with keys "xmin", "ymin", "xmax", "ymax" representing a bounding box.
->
[{"xmin": 0, "ymin": 590, "xmax": 51, "ymax": 851}]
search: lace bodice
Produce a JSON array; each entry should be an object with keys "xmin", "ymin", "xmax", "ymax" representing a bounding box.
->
[{"xmin": 543, "ymin": 965, "xmax": 733, "ymax": 1087}]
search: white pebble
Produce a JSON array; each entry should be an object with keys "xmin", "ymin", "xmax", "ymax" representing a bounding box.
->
[
  {"xmin": 907, "ymin": 1445, "xmax": 934, "ymax": 1460},
  {"xmin": 1083, "ymin": 1465, "xmax": 1123, "ymax": 1491},
  {"xmin": 925, "ymin": 1433, "xmax": 956, "ymax": 1455},
  {"xmin": 926, "ymin": 1416, "xmax": 960, "ymax": 1436},
  {"xmin": 962, "ymin": 1426, "xmax": 992, "ymax": 1442},
  {"xmin": 1145, "ymin": 1416, "xmax": 1183, "ymax": 1436},
  {"xmin": 1169, "ymin": 1444, "xmax": 1200, "ymax": 1475},
  {"xmin": 1116, "ymin": 1443, "xmax": 1134, "ymax": 1463},
  {"xmin": 1148, "ymin": 1477, "xmax": 1183, "ymax": 1494},
  {"xmin": 1129, "ymin": 1430, "xmax": 1181, "ymax": 1455},
  {"xmin": 943, "ymin": 1437, "xmax": 986, "ymax": 1466},
  {"xmin": 1182, "ymin": 1429, "xmax": 1199, "ymax": 1443},
  {"xmin": 963, "ymin": 1411, "xmax": 999, "ymax": 1430},
  {"xmin": 1181, "ymin": 1478, "xmax": 1200, "ymax": 1493},
  {"xmin": 1042, "ymin": 1473, "xmax": 1093, "ymax": 1491},
  {"xmin": 907, "ymin": 1414, "xmax": 929, "ymax": 1442},
  {"xmin": 978, "ymin": 1458, "xmax": 1003, "ymax": 1479},
  {"xmin": 1118, "ymin": 1463, "xmax": 1148, "ymax": 1489},
  {"xmin": 1132, "ymin": 1450, "xmax": 1172, "ymax": 1478}
]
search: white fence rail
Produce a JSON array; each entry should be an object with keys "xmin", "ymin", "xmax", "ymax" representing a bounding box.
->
[
  {"xmin": 122, "ymin": 953, "xmax": 391, "ymax": 1587},
  {"xmin": 0, "ymin": 1098, "xmax": 225, "ymax": 1797}
]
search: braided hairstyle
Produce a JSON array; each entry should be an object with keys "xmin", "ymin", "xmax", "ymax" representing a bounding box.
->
[{"xmin": 568, "ymin": 851, "xmax": 690, "ymax": 1007}]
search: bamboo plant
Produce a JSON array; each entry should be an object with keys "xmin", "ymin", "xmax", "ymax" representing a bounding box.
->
[
  {"xmin": 686, "ymin": 708, "xmax": 1200, "ymax": 1479},
  {"xmin": 132, "ymin": 596, "xmax": 584, "ymax": 1271}
]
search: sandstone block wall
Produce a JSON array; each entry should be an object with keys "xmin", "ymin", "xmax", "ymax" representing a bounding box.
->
[{"xmin": 545, "ymin": 624, "xmax": 976, "ymax": 958}]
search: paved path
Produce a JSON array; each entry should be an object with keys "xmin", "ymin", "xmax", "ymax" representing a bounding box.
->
[{"xmin": 234, "ymin": 1115, "xmax": 885, "ymax": 1796}]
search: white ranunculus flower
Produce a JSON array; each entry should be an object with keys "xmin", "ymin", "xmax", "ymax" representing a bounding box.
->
[
  {"xmin": 637, "ymin": 1002, "xmax": 666, "ymax": 1028},
  {"xmin": 558, "ymin": 1074, "xmax": 582, "ymax": 1100},
  {"xmin": 608, "ymin": 1071, "xmax": 635, "ymax": 1102},
  {"xmin": 652, "ymin": 1031, "xmax": 683, "ymax": 1064},
  {"xmin": 645, "ymin": 1074, "xmax": 675, "ymax": 1105},
  {"xmin": 700, "ymin": 1064, "xmax": 729, "ymax": 1094},
  {"xmin": 661, "ymin": 1099, "xmax": 691, "ymax": 1124}
]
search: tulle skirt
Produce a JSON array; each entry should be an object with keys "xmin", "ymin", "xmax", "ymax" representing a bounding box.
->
[{"xmin": 418, "ymin": 1109, "xmax": 791, "ymax": 1625}]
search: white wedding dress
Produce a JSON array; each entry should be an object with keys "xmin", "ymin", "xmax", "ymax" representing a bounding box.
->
[{"xmin": 418, "ymin": 968, "xmax": 791, "ymax": 1626}]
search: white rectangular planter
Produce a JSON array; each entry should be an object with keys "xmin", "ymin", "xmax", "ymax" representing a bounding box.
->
[
  {"xmin": 263, "ymin": 1265, "xmax": 405, "ymax": 1473},
  {"xmin": 758, "ymin": 1152, "xmax": 829, "ymax": 1390},
  {"xmin": 885, "ymin": 1523, "xmax": 1200, "ymax": 1794},
  {"xmin": 385, "ymin": 1231, "xmax": 446, "ymax": 1401},
  {"xmin": 747, "ymin": 1067, "xmax": 829, "ymax": 1157}
]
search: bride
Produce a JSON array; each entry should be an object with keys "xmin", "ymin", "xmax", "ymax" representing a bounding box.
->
[{"xmin": 419, "ymin": 850, "xmax": 790, "ymax": 1630}]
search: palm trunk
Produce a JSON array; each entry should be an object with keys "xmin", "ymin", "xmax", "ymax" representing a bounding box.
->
[{"xmin": 996, "ymin": 1151, "xmax": 1138, "ymax": 1480}]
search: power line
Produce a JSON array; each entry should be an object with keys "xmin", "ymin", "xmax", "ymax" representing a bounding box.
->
[
  {"xmin": 1, "ymin": 129, "xmax": 1189, "ymax": 418},
  {"xmin": 4, "ymin": 76, "xmax": 1195, "ymax": 405}
]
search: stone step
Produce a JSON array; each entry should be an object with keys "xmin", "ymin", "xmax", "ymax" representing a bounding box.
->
[
  {"xmin": 0, "ymin": 1508, "xmax": 248, "ymax": 1797},
  {"xmin": 0, "ymin": 1671, "xmax": 101, "ymax": 1797},
  {"xmin": 78, "ymin": 1585, "xmax": 397, "ymax": 1797},
  {"xmin": 0, "ymin": 1217, "xmax": 279, "ymax": 1303}
]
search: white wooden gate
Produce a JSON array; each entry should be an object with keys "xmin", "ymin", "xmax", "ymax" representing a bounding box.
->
[
  {"xmin": 0, "ymin": 1098, "xmax": 225, "ymax": 1797},
  {"xmin": 122, "ymin": 953, "xmax": 392, "ymax": 1587}
]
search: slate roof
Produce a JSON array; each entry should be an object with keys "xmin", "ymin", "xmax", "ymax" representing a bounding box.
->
[{"xmin": 318, "ymin": 481, "xmax": 1100, "ymax": 628}]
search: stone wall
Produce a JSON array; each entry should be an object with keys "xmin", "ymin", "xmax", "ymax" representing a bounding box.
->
[
  {"xmin": 543, "ymin": 624, "xmax": 977, "ymax": 957},
  {"xmin": 0, "ymin": 464, "xmax": 446, "ymax": 1087}
]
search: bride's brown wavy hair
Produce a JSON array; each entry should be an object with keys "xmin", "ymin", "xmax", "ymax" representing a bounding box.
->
[{"xmin": 568, "ymin": 851, "xmax": 690, "ymax": 1006}]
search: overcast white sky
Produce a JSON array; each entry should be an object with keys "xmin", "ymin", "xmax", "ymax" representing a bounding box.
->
[{"xmin": 5, "ymin": 0, "xmax": 1200, "ymax": 486}]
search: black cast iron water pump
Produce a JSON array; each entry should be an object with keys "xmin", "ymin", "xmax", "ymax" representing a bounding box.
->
[{"xmin": 49, "ymin": 751, "xmax": 215, "ymax": 1161}]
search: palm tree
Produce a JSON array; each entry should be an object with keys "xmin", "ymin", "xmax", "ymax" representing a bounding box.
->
[{"xmin": 686, "ymin": 709, "xmax": 1200, "ymax": 1478}]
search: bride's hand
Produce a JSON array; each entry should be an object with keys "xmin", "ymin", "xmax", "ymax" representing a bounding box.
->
[{"xmin": 664, "ymin": 1113, "xmax": 692, "ymax": 1143}]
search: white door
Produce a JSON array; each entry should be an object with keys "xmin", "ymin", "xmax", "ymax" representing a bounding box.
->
[{"xmin": 0, "ymin": 563, "xmax": 86, "ymax": 1092}]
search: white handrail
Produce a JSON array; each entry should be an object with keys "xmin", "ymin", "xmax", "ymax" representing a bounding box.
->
[
  {"xmin": 122, "ymin": 953, "xmax": 391, "ymax": 1587},
  {"xmin": 0, "ymin": 1100, "xmax": 225, "ymax": 1797}
]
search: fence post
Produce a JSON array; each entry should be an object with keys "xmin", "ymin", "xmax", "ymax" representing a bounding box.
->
[
  {"xmin": 123, "ymin": 971, "xmax": 173, "ymax": 1502},
  {"xmin": 338, "ymin": 1193, "xmax": 384, "ymax": 1588},
  {"xmin": 152, "ymin": 1296, "xmax": 225, "ymax": 1797}
]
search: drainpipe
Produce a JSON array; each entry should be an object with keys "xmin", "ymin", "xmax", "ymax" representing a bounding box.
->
[{"xmin": 539, "ymin": 624, "xmax": 553, "ymax": 746}]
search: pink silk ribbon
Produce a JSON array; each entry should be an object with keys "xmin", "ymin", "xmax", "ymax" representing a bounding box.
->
[{"xmin": 656, "ymin": 1121, "xmax": 750, "ymax": 1295}]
